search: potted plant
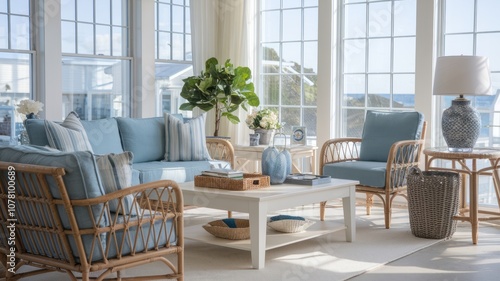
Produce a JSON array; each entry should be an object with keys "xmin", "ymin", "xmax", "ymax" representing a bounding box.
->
[
  {"xmin": 179, "ymin": 57, "xmax": 260, "ymax": 137},
  {"xmin": 245, "ymin": 108, "xmax": 282, "ymax": 145}
]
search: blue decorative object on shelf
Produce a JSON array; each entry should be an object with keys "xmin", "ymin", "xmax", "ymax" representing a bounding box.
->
[{"xmin": 261, "ymin": 133, "xmax": 291, "ymax": 184}]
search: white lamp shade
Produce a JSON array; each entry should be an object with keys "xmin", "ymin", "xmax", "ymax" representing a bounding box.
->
[{"xmin": 433, "ymin": 56, "xmax": 492, "ymax": 96}]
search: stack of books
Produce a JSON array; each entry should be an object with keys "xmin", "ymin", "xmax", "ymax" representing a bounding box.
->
[{"xmin": 201, "ymin": 168, "xmax": 244, "ymax": 179}]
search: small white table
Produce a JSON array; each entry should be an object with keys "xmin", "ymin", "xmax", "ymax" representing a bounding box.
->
[
  {"xmin": 234, "ymin": 144, "xmax": 318, "ymax": 174},
  {"xmin": 178, "ymin": 179, "xmax": 357, "ymax": 269}
]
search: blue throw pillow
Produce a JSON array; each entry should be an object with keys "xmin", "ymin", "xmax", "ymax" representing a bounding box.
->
[
  {"xmin": 164, "ymin": 113, "xmax": 211, "ymax": 161},
  {"xmin": 45, "ymin": 111, "xmax": 94, "ymax": 152}
]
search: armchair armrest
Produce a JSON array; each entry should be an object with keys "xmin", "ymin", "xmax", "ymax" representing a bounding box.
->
[
  {"xmin": 206, "ymin": 137, "xmax": 235, "ymax": 168},
  {"xmin": 319, "ymin": 138, "xmax": 362, "ymax": 175},
  {"xmin": 385, "ymin": 139, "xmax": 426, "ymax": 190}
]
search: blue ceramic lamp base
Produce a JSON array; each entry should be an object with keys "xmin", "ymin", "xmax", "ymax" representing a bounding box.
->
[{"xmin": 441, "ymin": 97, "xmax": 480, "ymax": 152}]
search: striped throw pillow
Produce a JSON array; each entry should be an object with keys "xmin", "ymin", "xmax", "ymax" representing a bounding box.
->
[
  {"xmin": 45, "ymin": 111, "xmax": 94, "ymax": 152},
  {"xmin": 164, "ymin": 113, "xmax": 211, "ymax": 161},
  {"xmin": 95, "ymin": 152, "xmax": 137, "ymax": 215}
]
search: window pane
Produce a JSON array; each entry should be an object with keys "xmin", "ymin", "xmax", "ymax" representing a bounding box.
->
[
  {"xmin": 95, "ymin": 0, "xmax": 111, "ymax": 25},
  {"xmin": 61, "ymin": 0, "xmax": 75, "ymax": 21},
  {"xmin": 156, "ymin": 62, "xmax": 193, "ymax": 114},
  {"xmin": 367, "ymin": 74, "xmax": 390, "ymax": 107},
  {"xmin": 262, "ymin": 44, "xmax": 280, "ymax": 73},
  {"xmin": 185, "ymin": 6, "xmax": 191, "ymax": 33},
  {"xmin": 172, "ymin": 5, "xmax": 184, "ymax": 33},
  {"xmin": 10, "ymin": 15, "xmax": 29, "ymax": 50},
  {"xmin": 77, "ymin": 0, "xmax": 94, "ymax": 22},
  {"xmin": 0, "ymin": 15, "xmax": 7, "ymax": 48},
  {"xmin": 368, "ymin": 38, "xmax": 390, "ymax": 72},
  {"xmin": 185, "ymin": 34, "xmax": 191, "ymax": 60},
  {"xmin": 262, "ymin": 0, "xmax": 280, "ymax": 10},
  {"xmin": 344, "ymin": 39, "xmax": 366, "ymax": 73},
  {"xmin": 62, "ymin": 21, "xmax": 76, "ymax": 53},
  {"xmin": 62, "ymin": 57, "xmax": 130, "ymax": 120},
  {"xmin": 172, "ymin": 33, "xmax": 184, "ymax": 60},
  {"xmin": 344, "ymin": 3, "xmax": 366, "ymax": 38},
  {"xmin": 158, "ymin": 3, "xmax": 171, "ymax": 31},
  {"xmin": 304, "ymin": 0, "xmax": 318, "ymax": 7},
  {"xmin": 304, "ymin": 75, "xmax": 317, "ymax": 106},
  {"xmin": 0, "ymin": 52, "xmax": 31, "ymax": 104},
  {"xmin": 477, "ymin": 0, "xmax": 500, "ymax": 32},
  {"xmin": 303, "ymin": 42, "xmax": 317, "ymax": 74},
  {"xmin": 394, "ymin": 0, "xmax": 416, "ymax": 36},
  {"xmin": 393, "ymin": 73, "xmax": 414, "ymax": 108},
  {"xmin": 262, "ymin": 11, "xmax": 280, "ymax": 42},
  {"xmin": 283, "ymin": 9, "xmax": 301, "ymax": 41},
  {"xmin": 10, "ymin": 0, "xmax": 29, "ymax": 15},
  {"xmin": 283, "ymin": 0, "xmax": 302, "ymax": 9},
  {"xmin": 158, "ymin": 31, "xmax": 171, "ymax": 60},
  {"xmin": 262, "ymin": 75, "xmax": 280, "ymax": 105},
  {"xmin": 393, "ymin": 37, "xmax": 415, "ymax": 72},
  {"xmin": 77, "ymin": 23, "xmax": 94, "ymax": 54},
  {"xmin": 0, "ymin": 0, "xmax": 6, "ymax": 13},
  {"xmin": 444, "ymin": 34, "xmax": 473, "ymax": 55},
  {"xmin": 282, "ymin": 75, "xmax": 301, "ymax": 105},
  {"xmin": 343, "ymin": 108, "xmax": 365, "ymax": 137},
  {"xmin": 344, "ymin": 74, "xmax": 365, "ymax": 107},
  {"xmin": 282, "ymin": 42, "xmax": 301, "ymax": 73},
  {"xmin": 368, "ymin": 1, "xmax": 391, "ymax": 37},
  {"xmin": 281, "ymin": 107, "xmax": 301, "ymax": 133},
  {"xmin": 303, "ymin": 108, "xmax": 317, "ymax": 139},
  {"xmin": 304, "ymin": 8, "xmax": 318, "ymax": 41},
  {"xmin": 96, "ymin": 25, "xmax": 111, "ymax": 56},
  {"xmin": 476, "ymin": 33, "xmax": 500, "ymax": 72},
  {"xmin": 112, "ymin": 26, "xmax": 125, "ymax": 56},
  {"xmin": 112, "ymin": 0, "xmax": 123, "ymax": 26},
  {"xmin": 444, "ymin": 0, "xmax": 474, "ymax": 33}
]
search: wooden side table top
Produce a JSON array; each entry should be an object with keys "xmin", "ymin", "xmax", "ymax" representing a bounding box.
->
[{"xmin": 423, "ymin": 147, "xmax": 500, "ymax": 160}]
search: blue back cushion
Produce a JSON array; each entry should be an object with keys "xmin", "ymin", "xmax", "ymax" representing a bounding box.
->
[
  {"xmin": 359, "ymin": 110, "xmax": 424, "ymax": 162},
  {"xmin": 25, "ymin": 119, "xmax": 49, "ymax": 146},
  {"xmin": 81, "ymin": 118, "xmax": 124, "ymax": 154},
  {"xmin": 116, "ymin": 117, "xmax": 166, "ymax": 163}
]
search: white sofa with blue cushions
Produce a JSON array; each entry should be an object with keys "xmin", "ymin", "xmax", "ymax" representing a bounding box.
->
[{"xmin": 24, "ymin": 114, "xmax": 233, "ymax": 185}]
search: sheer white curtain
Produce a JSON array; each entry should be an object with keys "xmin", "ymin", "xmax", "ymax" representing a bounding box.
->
[{"xmin": 190, "ymin": 0, "xmax": 256, "ymax": 144}]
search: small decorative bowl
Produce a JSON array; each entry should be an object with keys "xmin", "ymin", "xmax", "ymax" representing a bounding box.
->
[
  {"xmin": 202, "ymin": 218, "xmax": 250, "ymax": 240},
  {"xmin": 267, "ymin": 215, "xmax": 315, "ymax": 233}
]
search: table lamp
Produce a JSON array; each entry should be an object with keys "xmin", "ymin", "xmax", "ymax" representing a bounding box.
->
[{"xmin": 433, "ymin": 56, "xmax": 492, "ymax": 152}]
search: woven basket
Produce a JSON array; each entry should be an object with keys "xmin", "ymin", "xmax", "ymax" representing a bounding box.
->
[
  {"xmin": 194, "ymin": 174, "xmax": 270, "ymax": 190},
  {"xmin": 268, "ymin": 219, "xmax": 315, "ymax": 233},
  {"xmin": 407, "ymin": 167, "xmax": 460, "ymax": 239},
  {"xmin": 202, "ymin": 219, "xmax": 250, "ymax": 240}
]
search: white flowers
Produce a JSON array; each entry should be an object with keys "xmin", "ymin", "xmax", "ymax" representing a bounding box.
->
[
  {"xmin": 245, "ymin": 108, "xmax": 282, "ymax": 130},
  {"xmin": 17, "ymin": 99, "xmax": 44, "ymax": 116}
]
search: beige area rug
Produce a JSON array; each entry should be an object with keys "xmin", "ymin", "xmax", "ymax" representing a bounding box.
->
[{"xmin": 10, "ymin": 203, "xmax": 443, "ymax": 281}]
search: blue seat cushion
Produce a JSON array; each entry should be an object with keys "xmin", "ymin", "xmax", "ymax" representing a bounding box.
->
[
  {"xmin": 133, "ymin": 160, "xmax": 230, "ymax": 184},
  {"xmin": 359, "ymin": 110, "xmax": 424, "ymax": 162},
  {"xmin": 81, "ymin": 118, "xmax": 124, "ymax": 154},
  {"xmin": 323, "ymin": 161, "xmax": 387, "ymax": 188}
]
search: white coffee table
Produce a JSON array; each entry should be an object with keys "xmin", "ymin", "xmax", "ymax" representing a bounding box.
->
[{"xmin": 178, "ymin": 179, "xmax": 357, "ymax": 269}]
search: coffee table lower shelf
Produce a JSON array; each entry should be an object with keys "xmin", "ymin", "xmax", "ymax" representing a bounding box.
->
[{"xmin": 185, "ymin": 220, "xmax": 346, "ymax": 251}]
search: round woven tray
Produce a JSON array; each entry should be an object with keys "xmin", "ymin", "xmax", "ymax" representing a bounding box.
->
[{"xmin": 202, "ymin": 219, "xmax": 250, "ymax": 240}]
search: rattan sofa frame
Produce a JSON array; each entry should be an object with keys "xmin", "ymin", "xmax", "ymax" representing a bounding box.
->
[
  {"xmin": 319, "ymin": 122, "xmax": 427, "ymax": 229},
  {"xmin": 0, "ymin": 162, "xmax": 184, "ymax": 281}
]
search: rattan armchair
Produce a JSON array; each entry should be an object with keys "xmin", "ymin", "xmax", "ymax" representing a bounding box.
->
[
  {"xmin": 0, "ymin": 162, "xmax": 184, "ymax": 281},
  {"xmin": 319, "ymin": 111, "xmax": 427, "ymax": 229}
]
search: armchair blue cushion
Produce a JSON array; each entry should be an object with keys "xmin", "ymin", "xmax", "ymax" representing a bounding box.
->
[{"xmin": 359, "ymin": 110, "xmax": 424, "ymax": 162}]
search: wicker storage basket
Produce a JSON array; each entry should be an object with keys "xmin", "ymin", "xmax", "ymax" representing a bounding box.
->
[
  {"xmin": 194, "ymin": 173, "xmax": 270, "ymax": 190},
  {"xmin": 407, "ymin": 167, "xmax": 460, "ymax": 239},
  {"xmin": 202, "ymin": 219, "xmax": 250, "ymax": 240}
]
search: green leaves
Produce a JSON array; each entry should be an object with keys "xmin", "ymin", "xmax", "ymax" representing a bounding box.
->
[{"xmin": 179, "ymin": 57, "xmax": 261, "ymax": 135}]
